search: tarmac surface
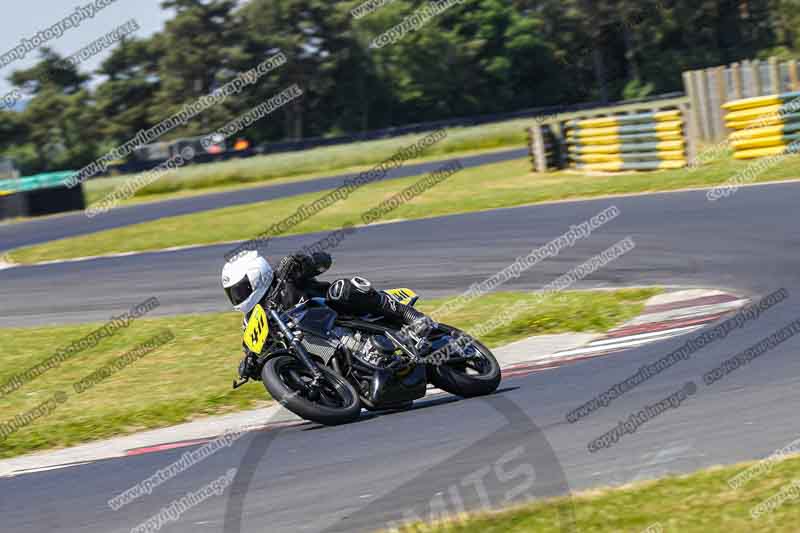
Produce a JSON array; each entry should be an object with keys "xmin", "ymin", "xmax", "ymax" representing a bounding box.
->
[
  {"xmin": 2, "ymin": 180, "xmax": 800, "ymax": 532},
  {"xmin": 0, "ymin": 148, "xmax": 526, "ymax": 253}
]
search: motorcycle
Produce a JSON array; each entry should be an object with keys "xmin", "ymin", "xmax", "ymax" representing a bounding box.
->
[{"xmin": 232, "ymin": 278, "xmax": 501, "ymax": 425}]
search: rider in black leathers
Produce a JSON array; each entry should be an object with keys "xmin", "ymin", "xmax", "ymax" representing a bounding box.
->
[
  {"xmin": 268, "ymin": 251, "xmax": 433, "ymax": 330},
  {"xmin": 237, "ymin": 251, "xmax": 436, "ymax": 380}
]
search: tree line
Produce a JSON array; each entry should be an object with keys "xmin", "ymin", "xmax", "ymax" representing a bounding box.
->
[{"xmin": 0, "ymin": 0, "xmax": 797, "ymax": 175}]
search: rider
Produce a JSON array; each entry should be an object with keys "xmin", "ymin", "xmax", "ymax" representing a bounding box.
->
[{"xmin": 221, "ymin": 249, "xmax": 436, "ymax": 343}]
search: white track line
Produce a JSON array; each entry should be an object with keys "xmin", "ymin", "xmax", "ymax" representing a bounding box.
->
[
  {"xmin": 624, "ymin": 300, "xmax": 748, "ymax": 326},
  {"xmin": 590, "ymin": 324, "xmax": 706, "ymax": 347},
  {"xmin": 553, "ymin": 326, "xmax": 705, "ymax": 357}
]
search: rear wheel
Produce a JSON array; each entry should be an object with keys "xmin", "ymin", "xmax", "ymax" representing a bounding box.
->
[
  {"xmin": 262, "ymin": 356, "xmax": 361, "ymax": 425},
  {"xmin": 428, "ymin": 326, "xmax": 501, "ymax": 398}
]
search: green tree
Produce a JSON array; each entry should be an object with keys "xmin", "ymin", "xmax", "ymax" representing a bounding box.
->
[
  {"xmin": 94, "ymin": 37, "xmax": 161, "ymax": 145},
  {"xmin": 770, "ymin": 0, "xmax": 800, "ymax": 51},
  {"xmin": 239, "ymin": 0, "xmax": 365, "ymax": 139},
  {"xmin": 5, "ymin": 49, "xmax": 99, "ymax": 173},
  {"xmin": 153, "ymin": 0, "xmax": 243, "ymax": 136},
  {"xmin": 9, "ymin": 47, "xmax": 89, "ymax": 96}
]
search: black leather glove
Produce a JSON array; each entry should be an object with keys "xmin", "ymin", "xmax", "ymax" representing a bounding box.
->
[
  {"xmin": 277, "ymin": 252, "xmax": 332, "ymax": 282},
  {"xmin": 306, "ymin": 252, "xmax": 332, "ymax": 277},
  {"xmin": 276, "ymin": 254, "xmax": 303, "ymax": 281}
]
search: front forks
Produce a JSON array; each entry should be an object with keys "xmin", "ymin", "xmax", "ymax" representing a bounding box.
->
[
  {"xmin": 232, "ymin": 307, "xmax": 324, "ymax": 391},
  {"xmin": 268, "ymin": 308, "xmax": 324, "ymax": 382}
]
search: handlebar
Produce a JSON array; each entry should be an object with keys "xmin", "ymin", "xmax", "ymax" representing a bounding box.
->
[{"xmin": 264, "ymin": 276, "xmax": 287, "ymax": 309}]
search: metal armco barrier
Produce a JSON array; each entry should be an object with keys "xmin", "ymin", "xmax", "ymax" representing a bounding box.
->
[
  {"xmin": 564, "ymin": 108, "xmax": 691, "ymax": 172},
  {"xmin": 724, "ymin": 92, "xmax": 800, "ymax": 160},
  {"xmin": 526, "ymin": 95, "xmax": 695, "ymax": 173}
]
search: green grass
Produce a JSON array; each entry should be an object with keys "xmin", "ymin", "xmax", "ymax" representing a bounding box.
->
[
  {"xmin": 11, "ymin": 150, "xmax": 800, "ymax": 265},
  {"xmin": 0, "ymin": 288, "xmax": 657, "ymax": 458},
  {"xmin": 386, "ymin": 453, "xmax": 800, "ymax": 532},
  {"xmin": 425, "ymin": 288, "xmax": 661, "ymax": 347},
  {"xmin": 0, "ymin": 312, "xmax": 256, "ymax": 459},
  {"xmin": 84, "ymin": 120, "xmax": 531, "ymax": 205}
]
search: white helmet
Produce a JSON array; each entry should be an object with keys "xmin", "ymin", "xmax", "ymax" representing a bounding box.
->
[{"xmin": 221, "ymin": 251, "xmax": 274, "ymax": 313}]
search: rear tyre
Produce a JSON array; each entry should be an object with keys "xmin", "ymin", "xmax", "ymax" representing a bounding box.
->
[
  {"xmin": 428, "ymin": 326, "xmax": 501, "ymax": 398},
  {"xmin": 262, "ymin": 356, "xmax": 361, "ymax": 425}
]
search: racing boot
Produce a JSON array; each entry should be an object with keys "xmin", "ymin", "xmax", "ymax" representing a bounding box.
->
[
  {"xmin": 376, "ymin": 293, "xmax": 438, "ymax": 357},
  {"xmin": 326, "ymin": 277, "xmax": 439, "ymax": 357}
]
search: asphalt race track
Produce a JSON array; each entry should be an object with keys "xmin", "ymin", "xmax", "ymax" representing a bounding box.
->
[
  {"xmin": 0, "ymin": 148, "xmax": 525, "ymax": 253},
  {"xmin": 3, "ymin": 181, "xmax": 800, "ymax": 532},
  {"xmin": 0, "ymin": 180, "xmax": 785, "ymax": 327}
]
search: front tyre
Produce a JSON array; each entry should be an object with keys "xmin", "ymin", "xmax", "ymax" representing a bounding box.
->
[
  {"xmin": 428, "ymin": 326, "xmax": 501, "ymax": 398},
  {"xmin": 262, "ymin": 356, "xmax": 361, "ymax": 425}
]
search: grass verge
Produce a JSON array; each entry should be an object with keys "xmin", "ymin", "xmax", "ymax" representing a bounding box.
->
[
  {"xmin": 0, "ymin": 288, "xmax": 657, "ymax": 458},
  {"xmin": 83, "ymin": 144, "xmax": 514, "ymax": 207},
  {"xmin": 386, "ymin": 452, "xmax": 800, "ymax": 533},
  {"xmin": 11, "ymin": 150, "xmax": 800, "ymax": 265},
  {"xmin": 84, "ymin": 120, "xmax": 529, "ymax": 204}
]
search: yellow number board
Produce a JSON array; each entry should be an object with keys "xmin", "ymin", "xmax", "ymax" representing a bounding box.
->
[
  {"xmin": 243, "ymin": 304, "xmax": 269, "ymax": 354},
  {"xmin": 385, "ymin": 288, "xmax": 418, "ymax": 306}
]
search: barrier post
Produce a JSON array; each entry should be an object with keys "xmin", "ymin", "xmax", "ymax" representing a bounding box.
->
[
  {"xmin": 526, "ymin": 127, "xmax": 536, "ymax": 171},
  {"xmin": 683, "ymin": 70, "xmax": 704, "ymax": 143},
  {"xmin": 769, "ymin": 56, "xmax": 781, "ymax": 93},
  {"xmin": 530, "ymin": 123, "xmax": 547, "ymax": 173},
  {"xmin": 552, "ymin": 120, "xmax": 568, "ymax": 170},
  {"xmin": 790, "ymin": 60, "xmax": 800, "ymax": 91},
  {"xmin": 731, "ymin": 63, "xmax": 743, "ymax": 99},
  {"xmin": 693, "ymin": 70, "xmax": 712, "ymax": 141},
  {"xmin": 714, "ymin": 67, "xmax": 728, "ymax": 139},
  {"xmin": 751, "ymin": 59, "xmax": 763, "ymax": 96},
  {"xmin": 680, "ymin": 102, "xmax": 698, "ymax": 167}
]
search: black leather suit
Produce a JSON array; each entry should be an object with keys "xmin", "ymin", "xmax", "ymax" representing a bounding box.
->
[{"xmin": 268, "ymin": 252, "xmax": 428, "ymax": 326}]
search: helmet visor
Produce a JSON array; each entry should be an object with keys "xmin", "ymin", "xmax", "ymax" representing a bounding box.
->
[{"xmin": 225, "ymin": 276, "xmax": 254, "ymax": 306}]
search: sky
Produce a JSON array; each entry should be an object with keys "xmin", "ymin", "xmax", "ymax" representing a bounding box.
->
[{"xmin": 0, "ymin": 1, "xmax": 174, "ymax": 98}]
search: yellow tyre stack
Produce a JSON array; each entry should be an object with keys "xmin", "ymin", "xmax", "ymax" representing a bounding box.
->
[
  {"xmin": 723, "ymin": 92, "xmax": 800, "ymax": 160},
  {"xmin": 566, "ymin": 110, "xmax": 687, "ymax": 171}
]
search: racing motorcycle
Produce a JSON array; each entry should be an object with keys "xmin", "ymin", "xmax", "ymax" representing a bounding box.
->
[{"xmin": 232, "ymin": 278, "xmax": 501, "ymax": 425}]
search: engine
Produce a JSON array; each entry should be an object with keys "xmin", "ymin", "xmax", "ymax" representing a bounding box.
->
[
  {"xmin": 335, "ymin": 326, "xmax": 428, "ymax": 408},
  {"xmin": 337, "ymin": 328, "xmax": 400, "ymax": 368}
]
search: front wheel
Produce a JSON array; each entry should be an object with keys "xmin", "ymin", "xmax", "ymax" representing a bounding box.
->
[
  {"xmin": 262, "ymin": 356, "xmax": 361, "ymax": 425},
  {"xmin": 428, "ymin": 326, "xmax": 501, "ymax": 398}
]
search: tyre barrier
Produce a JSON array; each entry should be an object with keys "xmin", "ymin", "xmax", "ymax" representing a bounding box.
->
[
  {"xmin": 723, "ymin": 92, "xmax": 800, "ymax": 160},
  {"xmin": 527, "ymin": 124, "xmax": 563, "ymax": 171},
  {"xmin": 565, "ymin": 110, "xmax": 687, "ymax": 171},
  {"xmin": 540, "ymin": 125, "xmax": 561, "ymax": 168},
  {"xmin": 0, "ymin": 171, "xmax": 84, "ymax": 220}
]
